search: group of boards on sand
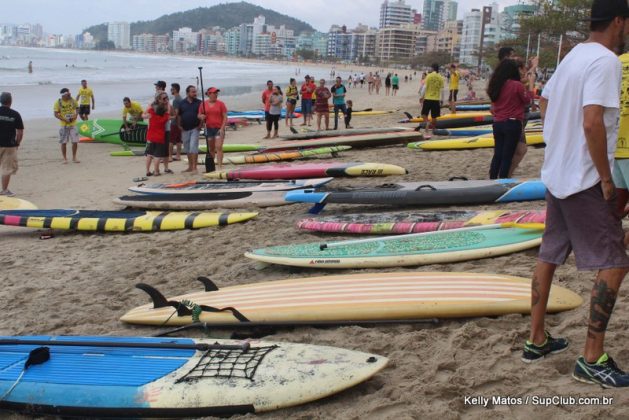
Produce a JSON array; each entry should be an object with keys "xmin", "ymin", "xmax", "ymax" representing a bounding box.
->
[{"xmin": 0, "ymin": 105, "xmax": 580, "ymax": 418}]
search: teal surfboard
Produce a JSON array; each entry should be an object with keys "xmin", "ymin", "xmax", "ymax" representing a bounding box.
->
[{"xmin": 245, "ymin": 227, "xmax": 543, "ymax": 268}]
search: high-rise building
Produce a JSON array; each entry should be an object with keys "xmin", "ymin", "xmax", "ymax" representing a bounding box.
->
[
  {"xmin": 107, "ymin": 22, "xmax": 130, "ymax": 49},
  {"xmin": 422, "ymin": 0, "xmax": 444, "ymax": 31},
  {"xmin": 380, "ymin": 0, "xmax": 414, "ymax": 28},
  {"xmin": 502, "ymin": 3, "xmax": 538, "ymax": 37},
  {"xmin": 376, "ymin": 23, "xmax": 420, "ymax": 61},
  {"xmin": 458, "ymin": 3, "xmax": 502, "ymax": 67}
]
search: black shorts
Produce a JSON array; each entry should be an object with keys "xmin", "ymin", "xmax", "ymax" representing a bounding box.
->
[
  {"xmin": 448, "ymin": 90, "xmax": 458, "ymax": 102},
  {"xmin": 146, "ymin": 141, "xmax": 168, "ymax": 158},
  {"xmin": 79, "ymin": 105, "xmax": 90, "ymax": 115},
  {"xmin": 392, "ymin": 84, "xmax": 399, "ymax": 90},
  {"xmin": 421, "ymin": 99, "xmax": 441, "ymax": 119},
  {"xmin": 287, "ymin": 99, "xmax": 297, "ymax": 105}
]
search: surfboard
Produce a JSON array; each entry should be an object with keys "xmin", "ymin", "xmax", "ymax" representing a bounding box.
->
[
  {"xmin": 0, "ymin": 335, "xmax": 387, "ymax": 417},
  {"xmin": 245, "ymin": 226, "xmax": 543, "ymax": 269},
  {"xmin": 0, "ymin": 210, "xmax": 257, "ymax": 232},
  {"xmin": 296, "ymin": 209, "xmax": 546, "ymax": 235},
  {"xmin": 119, "ymin": 179, "xmax": 333, "ymax": 209},
  {"xmin": 432, "ymin": 122, "xmax": 542, "ymax": 137},
  {"xmin": 400, "ymin": 112, "xmax": 541, "ymax": 129},
  {"xmin": 408, "ymin": 133, "xmax": 544, "ymax": 150},
  {"xmin": 222, "ymin": 146, "xmax": 350, "ymax": 165},
  {"xmin": 456, "ymin": 104, "xmax": 491, "ymax": 111},
  {"xmin": 281, "ymin": 127, "xmax": 408, "ymax": 141},
  {"xmin": 111, "ymin": 144, "xmax": 263, "ymax": 156},
  {"xmin": 121, "ymin": 272, "xmax": 581, "ymax": 326},
  {"xmin": 285, "ymin": 178, "xmax": 546, "ymax": 213},
  {"xmin": 263, "ymin": 131, "xmax": 423, "ymax": 152},
  {"xmin": 0, "ymin": 196, "xmax": 37, "ymax": 210},
  {"xmin": 78, "ymin": 120, "xmax": 147, "ymax": 146},
  {"xmin": 204, "ymin": 162, "xmax": 408, "ymax": 180}
]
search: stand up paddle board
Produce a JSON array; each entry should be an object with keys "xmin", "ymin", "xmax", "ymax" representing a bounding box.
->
[
  {"xmin": 0, "ymin": 196, "xmax": 37, "ymax": 210},
  {"xmin": 245, "ymin": 225, "xmax": 543, "ymax": 268},
  {"xmin": 296, "ymin": 209, "xmax": 546, "ymax": 234},
  {"xmin": 120, "ymin": 272, "xmax": 581, "ymax": 326},
  {"xmin": 408, "ymin": 133, "xmax": 544, "ymax": 150},
  {"xmin": 111, "ymin": 144, "xmax": 263, "ymax": 157},
  {"xmin": 285, "ymin": 178, "xmax": 546, "ymax": 213},
  {"xmin": 204, "ymin": 162, "xmax": 408, "ymax": 180},
  {"xmin": 264, "ymin": 131, "xmax": 423, "ymax": 152},
  {"xmin": 281, "ymin": 127, "xmax": 408, "ymax": 141},
  {"xmin": 0, "ymin": 335, "xmax": 387, "ymax": 417},
  {"xmin": 223, "ymin": 146, "xmax": 350, "ymax": 165},
  {"xmin": 119, "ymin": 179, "xmax": 333, "ymax": 209},
  {"xmin": 0, "ymin": 210, "xmax": 257, "ymax": 232}
]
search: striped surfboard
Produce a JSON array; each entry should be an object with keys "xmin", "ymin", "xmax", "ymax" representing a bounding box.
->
[{"xmin": 120, "ymin": 272, "xmax": 582, "ymax": 326}]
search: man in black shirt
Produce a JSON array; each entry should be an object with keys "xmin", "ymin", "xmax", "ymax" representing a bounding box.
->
[
  {"xmin": 176, "ymin": 85, "xmax": 202, "ymax": 173},
  {"xmin": 0, "ymin": 92, "xmax": 24, "ymax": 196}
]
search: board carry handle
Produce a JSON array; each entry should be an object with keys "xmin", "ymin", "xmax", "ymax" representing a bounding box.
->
[
  {"xmin": 0, "ymin": 338, "xmax": 250, "ymax": 352},
  {"xmin": 319, "ymin": 222, "xmax": 544, "ymax": 250},
  {"xmin": 415, "ymin": 185, "xmax": 437, "ymax": 191},
  {"xmin": 448, "ymin": 176, "xmax": 469, "ymax": 181}
]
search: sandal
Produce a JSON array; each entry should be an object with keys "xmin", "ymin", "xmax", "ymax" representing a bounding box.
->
[
  {"xmin": 164, "ymin": 169, "xmax": 174, "ymax": 174},
  {"xmin": 146, "ymin": 172, "xmax": 153, "ymax": 177}
]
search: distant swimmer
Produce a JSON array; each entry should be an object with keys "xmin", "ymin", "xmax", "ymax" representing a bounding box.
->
[
  {"xmin": 76, "ymin": 79, "xmax": 95, "ymax": 121},
  {"xmin": 27, "ymin": 61, "xmax": 32, "ymax": 73}
]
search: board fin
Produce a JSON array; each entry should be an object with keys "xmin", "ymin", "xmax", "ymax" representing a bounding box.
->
[
  {"xmin": 308, "ymin": 203, "xmax": 326, "ymax": 214},
  {"xmin": 135, "ymin": 283, "xmax": 193, "ymax": 316},
  {"xmin": 196, "ymin": 276, "xmax": 219, "ymax": 292}
]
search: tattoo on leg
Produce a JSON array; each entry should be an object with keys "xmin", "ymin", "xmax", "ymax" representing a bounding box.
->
[
  {"xmin": 531, "ymin": 275, "xmax": 540, "ymax": 307},
  {"xmin": 588, "ymin": 279, "xmax": 618, "ymax": 338}
]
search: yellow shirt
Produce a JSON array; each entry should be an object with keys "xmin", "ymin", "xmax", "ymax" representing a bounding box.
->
[
  {"xmin": 424, "ymin": 72, "xmax": 444, "ymax": 101},
  {"xmin": 77, "ymin": 87, "xmax": 94, "ymax": 106},
  {"xmin": 617, "ymin": 53, "xmax": 629, "ymax": 158},
  {"xmin": 122, "ymin": 101, "xmax": 144, "ymax": 121},
  {"xmin": 53, "ymin": 98, "xmax": 78, "ymax": 126},
  {"xmin": 450, "ymin": 71, "xmax": 460, "ymax": 90}
]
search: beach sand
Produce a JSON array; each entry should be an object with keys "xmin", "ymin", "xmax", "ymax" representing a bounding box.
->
[{"xmin": 2, "ymin": 79, "xmax": 628, "ymax": 419}]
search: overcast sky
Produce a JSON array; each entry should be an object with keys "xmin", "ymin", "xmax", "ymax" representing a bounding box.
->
[{"xmin": 3, "ymin": 0, "xmax": 521, "ymax": 34}]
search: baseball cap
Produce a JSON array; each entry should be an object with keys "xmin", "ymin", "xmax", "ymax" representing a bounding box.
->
[
  {"xmin": 206, "ymin": 87, "xmax": 220, "ymax": 94},
  {"xmin": 588, "ymin": 0, "xmax": 629, "ymax": 21},
  {"xmin": 154, "ymin": 80, "xmax": 166, "ymax": 89},
  {"xmin": 60, "ymin": 88, "xmax": 70, "ymax": 95}
]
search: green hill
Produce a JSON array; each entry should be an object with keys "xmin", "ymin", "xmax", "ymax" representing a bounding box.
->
[{"xmin": 84, "ymin": 1, "xmax": 315, "ymax": 43}]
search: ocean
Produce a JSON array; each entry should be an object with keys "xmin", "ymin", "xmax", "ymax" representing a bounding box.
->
[{"xmin": 0, "ymin": 46, "xmax": 333, "ymax": 120}]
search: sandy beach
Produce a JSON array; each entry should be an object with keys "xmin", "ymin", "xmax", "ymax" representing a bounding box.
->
[{"xmin": 2, "ymin": 77, "xmax": 628, "ymax": 419}]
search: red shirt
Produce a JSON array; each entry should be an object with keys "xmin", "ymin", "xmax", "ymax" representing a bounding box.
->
[
  {"xmin": 146, "ymin": 107, "xmax": 169, "ymax": 143},
  {"xmin": 300, "ymin": 82, "xmax": 315, "ymax": 100},
  {"xmin": 491, "ymin": 79, "xmax": 532, "ymax": 122},
  {"xmin": 261, "ymin": 89, "xmax": 273, "ymax": 112},
  {"xmin": 198, "ymin": 100, "xmax": 227, "ymax": 129}
]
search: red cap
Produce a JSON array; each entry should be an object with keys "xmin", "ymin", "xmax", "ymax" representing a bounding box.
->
[{"xmin": 206, "ymin": 87, "xmax": 220, "ymax": 94}]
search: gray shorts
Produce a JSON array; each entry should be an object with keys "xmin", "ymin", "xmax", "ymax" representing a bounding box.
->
[
  {"xmin": 59, "ymin": 126, "xmax": 79, "ymax": 144},
  {"xmin": 182, "ymin": 129, "xmax": 200, "ymax": 154},
  {"xmin": 612, "ymin": 159, "xmax": 629, "ymax": 189},
  {"xmin": 538, "ymin": 183, "xmax": 629, "ymax": 271}
]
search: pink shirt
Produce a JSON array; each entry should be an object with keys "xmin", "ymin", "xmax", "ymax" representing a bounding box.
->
[{"xmin": 491, "ymin": 79, "xmax": 532, "ymax": 122}]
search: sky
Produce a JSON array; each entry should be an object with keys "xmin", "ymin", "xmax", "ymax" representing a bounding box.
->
[{"xmin": 3, "ymin": 0, "xmax": 522, "ymax": 34}]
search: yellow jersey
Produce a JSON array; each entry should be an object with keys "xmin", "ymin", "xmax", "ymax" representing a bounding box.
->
[
  {"xmin": 450, "ymin": 71, "xmax": 460, "ymax": 90},
  {"xmin": 122, "ymin": 101, "xmax": 144, "ymax": 121},
  {"xmin": 616, "ymin": 53, "xmax": 629, "ymax": 159},
  {"xmin": 77, "ymin": 87, "xmax": 94, "ymax": 106},
  {"xmin": 424, "ymin": 72, "xmax": 444, "ymax": 101},
  {"xmin": 53, "ymin": 98, "xmax": 78, "ymax": 126}
]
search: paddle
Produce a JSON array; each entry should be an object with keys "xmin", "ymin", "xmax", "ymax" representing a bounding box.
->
[
  {"xmin": 319, "ymin": 222, "xmax": 545, "ymax": 250},
  {"xmin": 153, "ymin": 318, "xmax": 440, "ymax": 337},
  {"xmin": 0, "ymin": 338, "xmax": 250, "ymax": 352}
]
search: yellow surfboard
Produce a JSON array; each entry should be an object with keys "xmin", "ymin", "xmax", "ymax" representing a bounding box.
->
[
  {"xmin": 409, "ymin": 133, "xmax": 544, "ymax": 150},
  {"xmin": 121, "ymin": 272, "xmax": 582, "ymax": 326},
  {"xmin": 0, "ymin": 196, "xmax": 37, "ymax": 210}
]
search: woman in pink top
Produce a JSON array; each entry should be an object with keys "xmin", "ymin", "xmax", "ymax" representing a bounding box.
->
[{"xmin": 487, "ymin": 59, "xmax": 535, "ymax": 179}]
